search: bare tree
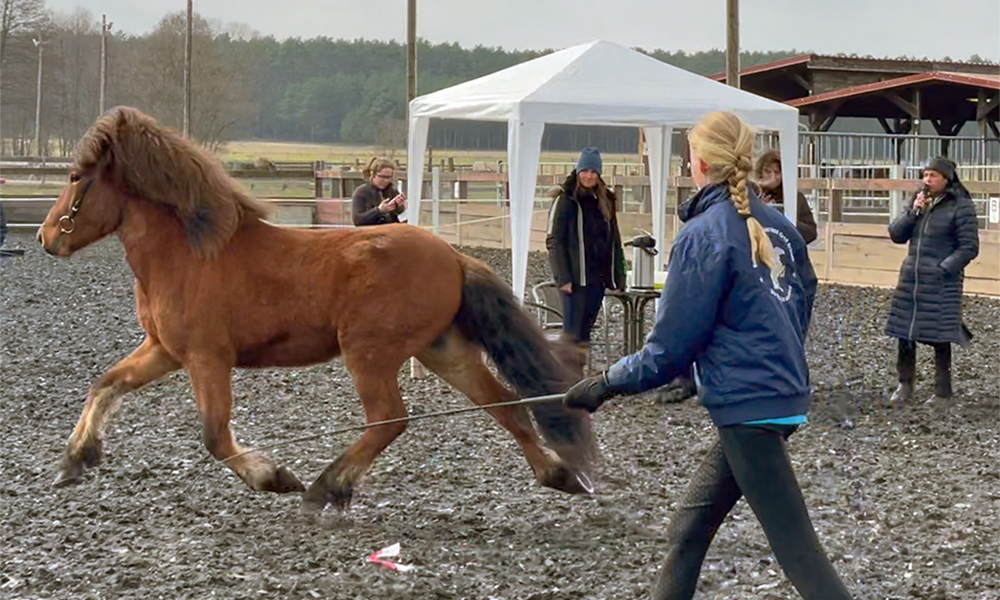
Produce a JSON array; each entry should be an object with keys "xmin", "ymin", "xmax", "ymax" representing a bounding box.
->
[
  {"xmin": 49, "ymin": 7, "xmax": 98, "ymax": 152},
  {"xmin": 1, "ymin": 0, "xmax": 49, "ymax": 154},
  {"xmin": 0, "ymin": 0, "xmax": 47, "ymax": 64},
  {"xmin": 131, "ymin": 11, "xmax": 253, "ymax": 147}
]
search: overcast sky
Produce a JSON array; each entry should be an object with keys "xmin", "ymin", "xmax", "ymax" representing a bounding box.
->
[{"xmin": 45, "ymin": 0, "xmax": 1000, "ymax": 61}]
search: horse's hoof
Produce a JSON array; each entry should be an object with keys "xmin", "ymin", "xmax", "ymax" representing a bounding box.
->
[
  {"xmin": 79, "ymin": 442, "xmax": 103, "ymax": 469},
  {"xmin": 539, "ymin": 465, "xmax": 594, "ymax": 495},
  {"xmin": 302, "ymin": 479, "xmax": 353, "ymax": 512},
  {"xmin": 264, "ymin": 466, "xmax": 305, "ymax": 494},
  {"xmin": 53, "ymin": 460, "xmax": 86, "ymax": 489},
  {"xmin": 53, "ymin": 442, "xmax": 103, "ymax": 489}
]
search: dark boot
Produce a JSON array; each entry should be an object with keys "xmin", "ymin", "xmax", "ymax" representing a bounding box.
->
[
  {"xmin": 891, "ymin": 339, "xmax": 916, "ymax": 404},
  {"xmin": 933, "ymin": 343, "xmax": 952, "ymax": 398}
]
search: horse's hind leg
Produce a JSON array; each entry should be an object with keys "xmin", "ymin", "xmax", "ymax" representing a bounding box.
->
[
  {"xmin": 55, "ymin": 336, "xmax": 181, "ymax": 487},
  {"xmin": 414, "ymin": 327, "xmax": 589, "ymax": 494},
  {"xmin": 186, "ymin": 357, "xmax": 304, "ymax": 494},
  {"xmin": 303, "ymin": 370, "xmax": 408, "ymax": 512}
]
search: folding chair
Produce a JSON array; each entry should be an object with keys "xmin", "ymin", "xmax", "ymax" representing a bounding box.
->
[{"xmin": 525, "ymin": 281, "xmax": 564, "ymax": 330}]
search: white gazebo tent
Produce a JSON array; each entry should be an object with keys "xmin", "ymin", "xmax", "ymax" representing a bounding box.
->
[{"xmin": 406, "ymin": 40, "xmax": 800, "ymax": 301}]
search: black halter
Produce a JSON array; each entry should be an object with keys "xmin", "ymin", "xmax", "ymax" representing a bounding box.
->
[{"xmin": 58, "ymin": 180, "xmax": 93, "ymax": 234}]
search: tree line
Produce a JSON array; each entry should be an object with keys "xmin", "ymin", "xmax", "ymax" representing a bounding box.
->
[{"xmin": 6, "ymin": 0, "xmax": 948, "ymax": 155}]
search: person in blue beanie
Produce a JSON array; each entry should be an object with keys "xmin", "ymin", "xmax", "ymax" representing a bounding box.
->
[
  {"xmin": 546, "ymin": 147, "xmax": 626, "ymax": 368},
  {"xmin": 563, "ymin": 113, "xmax": 852, "ymax": 599}
]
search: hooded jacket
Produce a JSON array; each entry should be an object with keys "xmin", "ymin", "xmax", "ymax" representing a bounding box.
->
[
  {"xmin": 885, "ymin": 180, "xmax": 979, "ymax": 344},
  {"xmin": 606, "ymin": 183, "xmax": 818, "ymax": 427},
  {"xmin": 545, "ymin": 171, "xmax": 626, "ymax": 290}
]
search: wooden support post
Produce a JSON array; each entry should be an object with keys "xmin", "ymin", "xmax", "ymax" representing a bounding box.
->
[
  {"xmin": 725, "ymin": 0, "xmax": 740, "ymax": 88},
  {"xmin": 830, "ymin": 188, "xmax": 844, "ymax": 223},
  {"xmin": 679, "ymin": 128, "xmax": 691, "ymax": 177},
  {"xmin": 431, "ymin": 166, "xmax": 440, "ymax": 235}
]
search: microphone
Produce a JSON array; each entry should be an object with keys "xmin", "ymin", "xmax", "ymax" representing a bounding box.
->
[{"xmin": 914, "ymin": 184, "xmax": 931, "ymax": 214}]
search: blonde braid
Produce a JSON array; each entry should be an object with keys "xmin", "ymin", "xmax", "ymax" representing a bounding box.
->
[{"xmin": 691, "ymin": 112, "xmax": 777, "ymax": 271}]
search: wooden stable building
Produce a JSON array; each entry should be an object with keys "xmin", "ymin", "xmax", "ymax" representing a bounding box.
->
[{"xmin": 710, "ymin": 54, "xmax": 999, "ymax": 142}]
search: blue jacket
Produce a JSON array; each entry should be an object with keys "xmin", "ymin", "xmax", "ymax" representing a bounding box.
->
[{"xmin": 606, "ymin": 183, "xmax": 818, "ymax": 427}]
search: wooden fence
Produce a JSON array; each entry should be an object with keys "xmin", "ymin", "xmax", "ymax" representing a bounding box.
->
[{"xmin": 4, "ymin": 165, "xmax": 998, "ymax": 295}]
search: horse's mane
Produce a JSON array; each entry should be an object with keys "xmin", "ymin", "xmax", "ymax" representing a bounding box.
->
[{"xmin": 74, "ymin": 106, "xmax": 271, "ymax": 255}]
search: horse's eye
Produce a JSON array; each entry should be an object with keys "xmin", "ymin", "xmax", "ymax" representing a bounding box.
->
[{"xmin": 69, "ymin": 173, "xmax": 81, "ymax": 183}]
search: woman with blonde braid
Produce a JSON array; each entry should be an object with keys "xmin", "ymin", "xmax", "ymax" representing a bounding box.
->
[{"xmin": 563, "ymin": 112, "xmax": 853, "ymax": 599}]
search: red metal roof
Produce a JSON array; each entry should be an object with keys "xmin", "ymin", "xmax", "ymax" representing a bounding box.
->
[
  {"xmin": 787, "ymin": 71, "xmax": 1000, "ymax": 108},
  {"xmin": 708, "ymin": 53, "xmax": 813, "ymax": 82}
]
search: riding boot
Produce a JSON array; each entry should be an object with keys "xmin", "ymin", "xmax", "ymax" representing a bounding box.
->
[
  {"xmin": 933, "ymin": 343, "xmax": 952, "ymax": 398},
  {"xmin": 891, "ymin": 339, "xmax": 916, "ymax": 404}
]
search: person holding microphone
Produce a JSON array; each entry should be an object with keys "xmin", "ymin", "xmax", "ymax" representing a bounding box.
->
[{"xmin": 885, "ymin": 157, "xmax": 980, "ymax": 403}]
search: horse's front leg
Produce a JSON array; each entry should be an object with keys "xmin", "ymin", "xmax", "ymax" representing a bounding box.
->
[
  {"xmin": 303, "ymin": 366, "xmax": 408, "ymax": 512},
  {"xmin": 187, "ymin": 356, "xmax": 304, "ymax": 494},
  {"xmin": 55, "ymin": 336, "xmax": 181, "ymax": 487}
]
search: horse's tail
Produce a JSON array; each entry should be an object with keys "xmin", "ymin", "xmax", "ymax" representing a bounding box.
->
[{"xmin": 453, "ymin": 255, "xmax": 593, "ymax": 455}]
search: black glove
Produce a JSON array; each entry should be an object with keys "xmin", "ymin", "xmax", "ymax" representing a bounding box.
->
[{"xmin": 563, "ymin": 372, "xmax": 616, "ymax": 413}]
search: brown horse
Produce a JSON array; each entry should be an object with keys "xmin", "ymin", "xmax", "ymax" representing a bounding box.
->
[{"xmin": 37, "ymin": 106, "xmax": 594, "ymax": 510}]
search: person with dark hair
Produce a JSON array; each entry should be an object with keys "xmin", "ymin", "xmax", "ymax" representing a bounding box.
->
[
  {"xmin": 562, "ymin": 112, "xmax": 851, "ymax": 599},
  {"xmin": 546, "ymin": 147, "xmax": 626, "ymax": 367},
  {"xmin": 352, "ymin": 157, "xmax": 407, "ymax": 226},
  {"xmin": 886, "ymin": 157, "xmax": 980, "ymax": 403},
  {"xmin": 753, "ymin": 149, "xmax": 818, "ymax": 244}
]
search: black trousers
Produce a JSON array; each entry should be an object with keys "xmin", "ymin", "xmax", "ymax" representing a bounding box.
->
[
  {"xmin": 561, "ymin": 284, "xmax": 605, "ymax": 343},
  {"xmin": 653, "ymin": 424, "xmax": 853, "ymax": 600}
]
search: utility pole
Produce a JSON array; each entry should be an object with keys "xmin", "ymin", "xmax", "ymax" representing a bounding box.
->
[
  {"xmin": 183, "ymin": 0, "xmax": 193, "ymax": 137},
  {"xmin": 100, "ymin": 15, "xmax": 113, "ymax": 114},
  {"xmin": 33, "ymin": 35, "xmax": 44, "ymax": 158},
  {"xmin": 406, "ymin": 0, "xmax": 416, "ymax": 104},
  {"xmin": 726, "ymin": 0, "xmax": 740, "ymax": 88}
]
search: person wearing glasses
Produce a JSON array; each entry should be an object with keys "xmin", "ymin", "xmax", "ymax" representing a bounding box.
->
[{"xmin": 352, "ymin": 157, "xmax": 407, "ymax": 226}]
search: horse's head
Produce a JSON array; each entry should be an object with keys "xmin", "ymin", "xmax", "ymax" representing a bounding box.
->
[
  {"xmin": 37, "ymin": 109, "xmax": 134, "ymax": 256},
  {"xmin": 37, "ymin": 161, "xmax": 124, "ymax": 257}
]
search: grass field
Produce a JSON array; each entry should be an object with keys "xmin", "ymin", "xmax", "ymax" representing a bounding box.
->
[
  {"xmin": 2, "ymin": 140, "xmax": 644, "ymax": 201},
  {"xmin": 219, "ymin": 140, "xmax": 641, "ymax": 168}
]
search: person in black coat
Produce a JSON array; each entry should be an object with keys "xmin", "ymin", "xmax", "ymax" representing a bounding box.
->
[
  {"xmin": 886, "ymin": 157, "xmax": 980, "ymax": 402},
  {"xmin": 546, "ymin": 147, "xmax": 626, "ymax": 366},
  {"xmin": 352, "ymin": 157, "xmax": 407, "ymax": 226}
]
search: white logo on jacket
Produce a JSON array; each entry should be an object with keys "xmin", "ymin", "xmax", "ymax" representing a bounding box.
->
[{"xmin": 761, "ymin": 227, "xmax": 795, "ymax": 302}]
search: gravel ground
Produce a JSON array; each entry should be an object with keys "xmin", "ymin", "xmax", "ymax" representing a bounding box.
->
[{"xmin": 1, "ymin": 232, "xmax": 997, "ymax": 600}]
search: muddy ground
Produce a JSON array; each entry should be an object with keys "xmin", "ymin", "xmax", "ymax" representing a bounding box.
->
[{"xmin": 1, "ymin": 233, "xmax": 997, "ymax": 600}]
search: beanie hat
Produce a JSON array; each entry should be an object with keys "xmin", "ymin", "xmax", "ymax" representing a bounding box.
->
[
  {"xmin": 576, "ymin": 147, "xmax": 602, "ymax": 175},
  {"xmin": 925, "ymin": 157, "xmax": 957, "ymax": 183}
]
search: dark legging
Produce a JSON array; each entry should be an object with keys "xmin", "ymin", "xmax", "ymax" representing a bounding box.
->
[
  {"xmin": 561, "ymin": 284, "xmax": 605, "ymax": 343},
  {"xmin": 653, "ymin": 423, "xmax": 853, "ymax": 600}
]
